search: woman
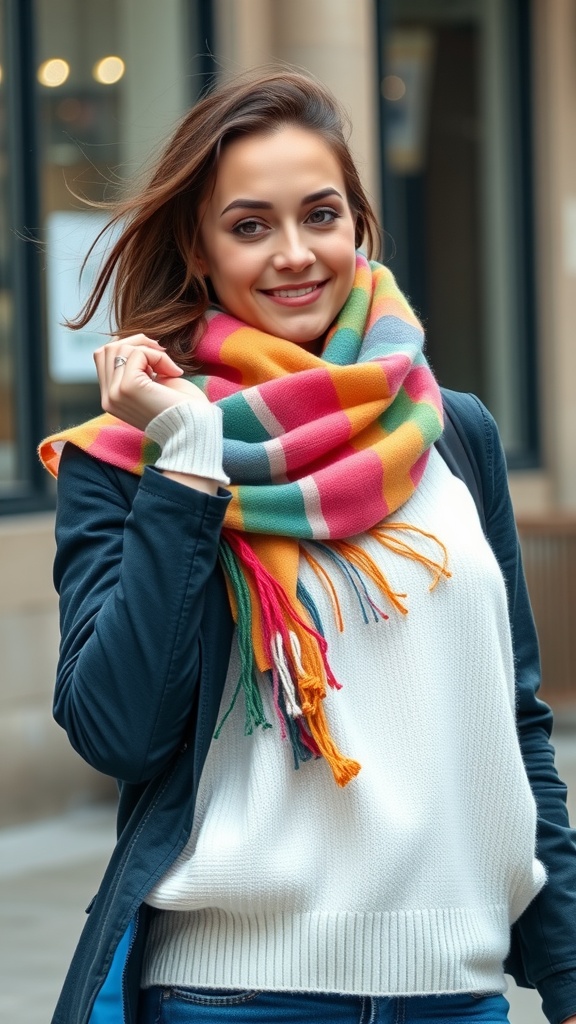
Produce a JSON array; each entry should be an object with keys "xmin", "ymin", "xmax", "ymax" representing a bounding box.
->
[{"xmin": 40, "ymin": 69, "xmax": 576, "ymax": 1024}]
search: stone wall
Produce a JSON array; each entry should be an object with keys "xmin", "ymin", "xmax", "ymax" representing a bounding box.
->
[{"xmin": 0, "ymin": 514, "xmax": 113, "ymax": 826}]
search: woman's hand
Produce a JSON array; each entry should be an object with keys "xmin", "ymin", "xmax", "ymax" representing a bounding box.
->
[{"xmin": 94, "ymin": 334, "xmax": 208, "ymax": 432}]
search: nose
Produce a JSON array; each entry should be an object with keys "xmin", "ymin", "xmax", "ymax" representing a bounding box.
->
[{"xmin": 272, "ymin": 226, "xmax": 316, "ymax": 273}]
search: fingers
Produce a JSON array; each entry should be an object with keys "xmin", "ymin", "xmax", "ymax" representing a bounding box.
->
[
  {"xmin": 104, "ymin": 344, "xmax": 182, "ymax": 384},
  {"xmin": 93, "ymin": 334, "xmax": 201, "ymax": 431},
  {"xmin": 94, "ymin": 334, "xmax": 183, "ymax": 379},
  {"xmin": 94, "ymin": 336, "xmax": 183, "ymax": 408}
]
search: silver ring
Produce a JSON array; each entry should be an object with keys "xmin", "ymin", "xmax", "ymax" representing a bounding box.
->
[{"xmin": 113, "ymin": 355, "xmax": 128, "ymax": 369}]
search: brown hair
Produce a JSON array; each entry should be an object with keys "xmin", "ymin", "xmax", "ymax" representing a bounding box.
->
[{"xmin": 70, "ymin": 67, "xmax": 381, "ymax": 369}]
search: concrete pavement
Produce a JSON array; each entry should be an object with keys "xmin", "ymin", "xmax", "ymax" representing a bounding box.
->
[
  {"xmin": 0, "ymin": 803, "xmax": 116, "ymax": 1023},
  {"xmin": 1, "ymin": 733, "xmax": 575, "ymax": 1024}
]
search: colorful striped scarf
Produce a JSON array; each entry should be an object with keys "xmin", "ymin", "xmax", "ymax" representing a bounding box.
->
[{"xmin": 40, "ymin": 256, "xmax": 447, "ymax": 786}]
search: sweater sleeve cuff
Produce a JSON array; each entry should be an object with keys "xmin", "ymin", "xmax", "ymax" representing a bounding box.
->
[{"xmin": 145, "ymin": 402, "xmax": 230, "ymax": 486}]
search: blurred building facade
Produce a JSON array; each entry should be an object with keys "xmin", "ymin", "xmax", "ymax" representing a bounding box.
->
[{"xmin": 0, "ymin": 0, "xmax": 575, "ymax": 824}]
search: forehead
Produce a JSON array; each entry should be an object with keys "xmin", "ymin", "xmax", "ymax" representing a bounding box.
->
[{"xmin": 211, "ymin": 126, "xmax": 347, "ymax": 202}]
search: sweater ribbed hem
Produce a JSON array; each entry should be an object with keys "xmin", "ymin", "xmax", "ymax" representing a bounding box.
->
[{"xmin": 141, "ymin": 906, "xmax": 510, "ymax": 996}]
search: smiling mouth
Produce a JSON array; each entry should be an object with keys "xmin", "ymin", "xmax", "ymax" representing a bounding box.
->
[
  {"xmin": 268, "ymin": 284, "xmax": 319, "ymax": 298},
  {"xmin": 260, "ymin": 280, "xmax": 328, "ymax": 301}
]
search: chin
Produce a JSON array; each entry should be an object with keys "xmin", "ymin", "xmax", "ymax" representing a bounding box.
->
[{"xmin": 281, "ymin": 321, "xmax": 330, "ymax": 346}]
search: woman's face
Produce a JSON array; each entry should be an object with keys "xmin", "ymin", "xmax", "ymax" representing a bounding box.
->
[{"xmin": 198, "ymin": 125, "xmax": 357, "ymax": 344}]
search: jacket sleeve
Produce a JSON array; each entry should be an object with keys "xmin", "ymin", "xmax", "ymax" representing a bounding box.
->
[
  {"xmin": 53, "ymin": 442, "xmax": 231, "ymax": 785},
  {"xmin": 470, "ymin": 395, "xmax": 576, "ymax": 1024}
]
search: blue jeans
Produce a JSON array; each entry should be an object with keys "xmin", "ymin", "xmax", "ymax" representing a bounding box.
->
[{"xmin": 138, "ymin": 987, "xmax": 510, "ymax": 1023}]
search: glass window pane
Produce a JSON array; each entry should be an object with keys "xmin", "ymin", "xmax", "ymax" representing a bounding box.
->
[
  {"xmin": 35, "ymin": 0, "xmax": 194, "ymax": 434},
  {"xmin": 382, "ymin": 0, "xmax": 533, "ymax": 460}
]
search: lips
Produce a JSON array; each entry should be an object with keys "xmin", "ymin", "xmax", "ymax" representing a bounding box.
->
[
  {"xmin": 259, "ymin": 280, "xmax": 329, "ymax": 306},
  {"xmin": 269, "ymin": 285, "xmax": 317, "ymax": 298}
]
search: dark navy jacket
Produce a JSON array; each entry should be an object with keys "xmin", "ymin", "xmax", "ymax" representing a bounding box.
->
[{"xmin": 50, "ymin": 391, "xmax": 576, "ymax": 1024}]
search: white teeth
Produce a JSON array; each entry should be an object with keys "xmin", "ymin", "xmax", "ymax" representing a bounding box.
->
[{"xmin": 271, "ymin": 285, "xmax": 317, "ymax": 298}]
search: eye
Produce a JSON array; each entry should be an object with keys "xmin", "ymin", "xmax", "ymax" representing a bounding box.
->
[
  {"xmin": 233, "ymin": 219, "xmax": 268, "ymax": 238},
  {"xmin": 306, "ymin": 207, "xmax": 340, "ymax": 226}
]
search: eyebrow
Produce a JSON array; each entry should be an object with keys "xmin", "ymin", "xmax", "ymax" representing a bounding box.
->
[{"xmin": 220, "ymin": 187, "xmax": 343, "ymax": 217}]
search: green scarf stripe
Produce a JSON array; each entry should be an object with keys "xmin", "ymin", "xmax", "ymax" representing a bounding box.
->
[
  {"xmin": 221, "ymin": 392, "xmax": 274, "ymax": 443},
  {"xmin": 238, "ymin": 481, "xmax": 312, "ymax": 536},
  {"xmin": 416, "ymin": 401, "xmax": 449, "ymax": 445},
  {"xmin": 324, "ymin": 286, "xmax": 370, "ymax": 364},
  {"xmin": 380, "ymin": 387, "xmax": 414, "ymax": 432},
  {"xmin": 381, "ymin": 389, "xmax": 443, "ymax": 446}
]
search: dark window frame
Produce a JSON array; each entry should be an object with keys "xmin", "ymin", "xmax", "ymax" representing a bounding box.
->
[{"xmin": 3, "ymin": 0, "xmax": 50, "ymax": 514}]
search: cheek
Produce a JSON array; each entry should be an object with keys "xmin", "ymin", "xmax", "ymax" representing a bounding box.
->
[
  {"xmin": 330, "ymin": 221, "xmax": 357, "ymax": 269},
  {"xmin": 334, "ymin": 240, "xmax": 357, "ymax": 292},
  {"xmin": 212, "ymin": 246, "xmax": 260, "ymax": 294},
  {"xmin": 207, "ymin": 251, "xmax": 264, "ymax": 319}
]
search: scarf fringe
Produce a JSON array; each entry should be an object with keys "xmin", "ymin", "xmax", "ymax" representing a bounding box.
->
[
  {"xmin": 219, "ymin": 531, "xmax": 360, "ymax": 787},
  {"xmin": 276, "ymin": 682, "xmax": 318, "ymax": 768},
  {"xmin": 299, "ymin": 549, "xmax": 345, "ymax": 633},
  {"xmin": 309, "ymin": 543, "xmax": 384, "ymax": 626},
  {"xmin": 306, "ymin": 526, "xmax": 451, "ymax": 636},
  {"xmin": 368, "ymin": 522, "xmax": 451, "ymax": 591},
  {"xmin": 215, "ymin": 541, "xmax": 271, "ymax": 738}
]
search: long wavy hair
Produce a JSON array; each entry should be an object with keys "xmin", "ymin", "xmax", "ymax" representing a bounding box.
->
[{"xmin": 69, "ymin": 68, "xmax": 381, "ymax": 370}]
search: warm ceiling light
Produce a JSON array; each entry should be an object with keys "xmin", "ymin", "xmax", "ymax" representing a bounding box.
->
[
  {"xmin": 0, "ymin": 65, "xmax": 3, "ymax": 85},
  {"xmin": 93, "ymin": 56, "xmax": 125, "ymax": 85},
  {"xmin": 37, "ymin": 58, "xmax": 70, "ymax": 88}
]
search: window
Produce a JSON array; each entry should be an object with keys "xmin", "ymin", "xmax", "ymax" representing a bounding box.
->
[
  {"xmin": 0, "ymin": 0, "xmax": 214, "ymax": 512},
  {"xmin": 378, "ymin": 0, "xmax": 537, "ymax": 464},
  {"xmin": 36, "ymin": 0, "xmax": 199, "ymax": 439}
]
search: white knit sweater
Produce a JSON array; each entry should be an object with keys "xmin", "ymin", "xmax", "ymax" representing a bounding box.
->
[{"xmin": 142, "ymin": 440, "xmax": 546, "ymax": 997}]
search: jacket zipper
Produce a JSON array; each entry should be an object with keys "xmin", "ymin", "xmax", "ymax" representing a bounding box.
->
[{"xmin": 121, "ymin": 910, "xmax": 140, "ymax": 1024}]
